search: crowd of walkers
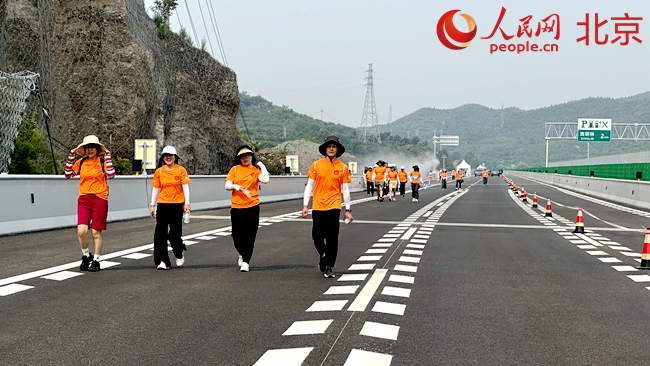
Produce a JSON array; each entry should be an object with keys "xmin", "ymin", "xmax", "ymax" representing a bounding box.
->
[{"xmin": 65, "ymin": 134, "xmax": 479, "ymax": 278}]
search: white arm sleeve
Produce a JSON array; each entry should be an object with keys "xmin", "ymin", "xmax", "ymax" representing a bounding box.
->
[
  {"xmin": 342, "ymin": 183, "xmax": 351, "ymax": 210},
  {"xmin": 409, "ymin": 174, "xmax": 414, "ymax": 183},
  {"xmin": 182, "ymin": 184, "xmax": 190, "ymax": 205},
  {"xmin": 150, "ymin": 187, "xmax": 160, "ymax": 206},
  {"xmin": 257, "ymin": 162, "xmax": 270, "ymax": 184},
  {"xmin": 372, "ymin": 172, "xmax": 376, "ymax": 181},
  {"xmin": 225, "ymin": 180, "xmax": 240, "ymax": 191},
  {"xmin": 303, "ymin": 178, "xmax": 315, "ymax": 206}
]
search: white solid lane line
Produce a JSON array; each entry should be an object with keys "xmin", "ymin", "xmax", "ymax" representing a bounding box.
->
[{"xmin": 348, "ymin": 269, "xmax": 388, "ymax": 312}]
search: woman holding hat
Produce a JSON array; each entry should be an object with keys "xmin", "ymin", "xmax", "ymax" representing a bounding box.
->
[
  {"xmin": 372, "ymin": 160, "xmax": 387, "ymax": 202},
  {"xmin": 150, "ymin": 146, "xmax": 191, "ymax": 270},
  {"xmin": 225, "ymin": 146, "xmax": 270, "ymax": 272},
  {"xmin": 65, "ymin": 135, "xmax": 116, "ymax": 272},
  {"xmin": 302, "ymin": 136, "xmax": 353, "ymax": 278}
]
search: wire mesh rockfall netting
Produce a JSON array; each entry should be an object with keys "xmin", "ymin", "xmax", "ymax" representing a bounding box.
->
[
  {"xmin": 0, "ymin": 0, "xmax": 242, "ymax": 174},
  {"xmin": 0, "ymin": 71, "xmax": 39, "ymax": 173}
]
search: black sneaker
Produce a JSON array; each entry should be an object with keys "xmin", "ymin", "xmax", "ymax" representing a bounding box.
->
[
  {"xmin": 80, "ymin": 254, "xmax": 93, "ymax": 271},
  {"xmin": 88, "ymin": 260, "xmax": 101, "ymax": 272},
  {"xmin": 324, "ymin": 267, "xmax": 335, "ymax": 278},
  {"xmin": 318, "ymin": 264, "xmax": 326, "ymax": 273}
]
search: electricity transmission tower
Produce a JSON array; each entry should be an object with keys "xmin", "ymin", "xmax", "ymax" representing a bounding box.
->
[
  {"xmin": 388, "ymin": 104, "xmax": 393, "ymax": 124},
  {"xmin": 360, "ymin": 63, "xmax": 381, "ymax": 143}
]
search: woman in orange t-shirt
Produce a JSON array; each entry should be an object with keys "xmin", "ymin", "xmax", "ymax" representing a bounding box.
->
[
  {"xmin": 65, "ymin": 135, "xmax": 116, "ymax": 272},
  {"xmin": 387, "ymin": 165, "xmax": 398, "ymax": 201},
  {"xmin": 150, "ymin": 146, "xmax": 191, "ymax": 270},
  {"xmin": 409, "ymin": 165, "xmax": 421, "ymax": 202},
  {"xmin": 225, "ymin": 146, "xmax": 270, "ymax": 272}
]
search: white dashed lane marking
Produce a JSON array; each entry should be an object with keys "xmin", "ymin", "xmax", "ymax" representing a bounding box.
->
[
  {"xmin": 0, "ymin": 283, "xmax": 33, "ymax": 296},
  {"xmin": 360, "ymin": 321, "xmax": 400, "ymax": 340},
  {"xmin": 343, "ymin": 349, "xmax": 393, "ymax": 366},
  {"xmin": 306, "ymin": 300, "xmax": 348, "ymax": 312},
  {"xmin": 252, "ymin": 347, "xmax": 313, "ymax": 366},
  {"xmin": 41, "ymin": 271, "xmax": 84, "ymax": 281}
]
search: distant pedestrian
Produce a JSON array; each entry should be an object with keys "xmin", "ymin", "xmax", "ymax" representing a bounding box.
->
[
  {"xmin": 365, "ymin": 166, "xmax": 375, "ymax": 195},
  {"xmin": 428, "ymin": 171, "xmax": 433, "ymax": 185},
  {"xmin": 455, "ymin": 169, "xmax": 464, "ymax": 190},
  {"xmin": 65, "ymin": 135, "xmax": 116, "ymax": 272},
  {"xmin": 410, "ymin": 165, "xmax": 421, "ymax": 202},
  {"xmin": 302, "ymin": 136, "xmax": 353, "ymax": 278},
  {"xmin": 387, "ymin": 165, "xmax": 398, "ymax": 201},
  {"xmin": 225, "ymin": 146, "xmax": 270, "ymax": 272},
  {"xmin": 372, "ymin": 161, "xmax": 387, "ymax": 202},
  {"xmin": 441, "ymin": 169, "xmax": 448, "ymax": 190},
  {"xmin": 482, "ymin": 169, "xmax": 489, "ymax": 185},
  {"xmin": 150, "ymin": 146, "xmax": 191, "ymax": 270},
  {"xmin": 398, "ymin": 166, "xmax": 408, "ymax": 197}
]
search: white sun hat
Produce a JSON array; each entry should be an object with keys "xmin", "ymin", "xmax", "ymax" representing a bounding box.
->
[
  {"xmin": 75, "ymin": 135, "xmax": 106, "ymax": 156},
  {"xmin": 161, "ymin": 146, "xmax": 178, "ymax": 156}
]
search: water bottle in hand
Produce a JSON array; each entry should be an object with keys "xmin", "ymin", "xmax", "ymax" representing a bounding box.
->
[
  {"xmin": 344, "ymin": 218, "xmax": 350, "ymax": 224},
  {"xmin": 183, "ymin": 211, "xmax": 190, "ymax": 224}
]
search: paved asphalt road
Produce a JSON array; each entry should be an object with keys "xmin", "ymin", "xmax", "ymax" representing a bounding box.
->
[{"xmin": 2, "ymin": 176, "xmax": 650, "ymax": 365}]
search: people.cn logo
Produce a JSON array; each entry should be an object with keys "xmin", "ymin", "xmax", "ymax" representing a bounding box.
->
[{"xmin": 437, "ymin": 10, "xmax": 478, "ymax": 50}]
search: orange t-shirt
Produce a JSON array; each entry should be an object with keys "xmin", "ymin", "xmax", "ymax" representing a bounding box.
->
[
  {"xmin": 365, "ymin": 170, "xmax": 373, "ymax": 182},
  {"xmin": 456, "ymin": 171, "xmax": 463, "ymax": 180},
  {"xmin": 373, "ymin": 166, "xmax": 386, "ymax": 182},
  {"xmin": 441, "ymin": 172, "xmax": 448, "ymax": 179},
  {"xmin": 226, "ymin": 165, "xmax": 262, "ymax": 208},
  {"xmin": 72, "ymin": 157, "xmax": 110, "ymax": 200},
  {"xmin": 398, "ymin": 171, "xmax": 407, "ymax": 182},
  {"xmin": 308, "ymin": 158, "xmax": 352, "ymax": 211},
  {"xmin": 410, "ymin": 171, "xmax": 421, "ymax": 183},
  {"xmin": 152, "ymin": 165, "xmax": 191, "ymax": 204},
  {"xmin": 482, "ymin": 170, "xmax": 489, "ymax": 178},
  {"xmin": 388, "ymin": 170, "xmax": 398, "ymax": 181},
  {"xmin": 428, "ymin": 174, "xmax": 433, "ymax": 180}
]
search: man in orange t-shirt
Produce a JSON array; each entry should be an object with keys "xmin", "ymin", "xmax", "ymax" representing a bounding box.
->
[
  {"xmin": 365, "ymin": 166, "xmax": 375, "ymax": 195},
  {"xmin": 441, "ymin": 170, "xmax": 448, "ymax": 190},
  {"xmin": 482, "ymin": 169, "xmax": 489, "ymax": 185},
  {"xmin": 302, "ymin": 136, "xmax": 353, "ymax": 278},
  {"xmin": 398, "ymin": 166, "xmax": 408, "ymax": 197},
  {"xmin": 372, "ymin": 160, "xmax": 387, "ymax": 202}
]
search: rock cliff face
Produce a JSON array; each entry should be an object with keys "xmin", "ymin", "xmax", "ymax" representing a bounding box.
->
[{"xmin": 0, "ymin": 0, "xmax": 241, "ymax": 174}]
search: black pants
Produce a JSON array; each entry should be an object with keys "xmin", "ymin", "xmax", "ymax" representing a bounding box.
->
[
  {"xmin": 483, "ymin": 177, "xmax": 488, "ymax": 185},
  {"xmin": 411, "ymin": 183, "xmax": 420, "ymax": 199},
  {"xmin": 153, "ymin": 203, "xmax": 186, "ymax": 266},
  {"xmin": 456, "ymin": 179, "xmax": 462, "ymax": 189},
  {"xmin": 399, "ymin": 182, "xmax": 406, "ymax": 196},
  {"xmin": 231, "ymin": 205, "xmax": 260, "ymax": 263},
  {"xmin": 441, "ymin": 179, "xmax": 447, "ymax": 189},
  {"xmin": 312, "ymin": 209, "xmax": 340, "ymax": 268},
  {"xmin": 366, "ymin": 181, "xmax": 375, "ymax": 195}
]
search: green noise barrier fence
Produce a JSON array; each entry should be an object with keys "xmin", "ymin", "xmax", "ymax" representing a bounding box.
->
[{"xmin": 518, "ymin": 163, "xmax": 650, "ymax": 181}]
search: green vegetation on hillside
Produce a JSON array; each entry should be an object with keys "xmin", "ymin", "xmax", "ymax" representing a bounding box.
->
[
  {"xmin": 381, "ymin": 92, "xmax": 650, "ymax": 168},
  {"xmin": 237, "ymin": 92, "xmax": 431, "ymax": 158}
]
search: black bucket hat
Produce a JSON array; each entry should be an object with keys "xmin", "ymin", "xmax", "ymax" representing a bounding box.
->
[
  {"xmin": 319, "ymin": 135, "xmax": 345, "ymax": 157},
  {"xmin": 376, "ymin": 160, "xmax": 385, "ymax": 165}
]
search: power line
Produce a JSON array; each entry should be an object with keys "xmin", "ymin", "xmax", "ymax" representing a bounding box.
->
[
  {"xmin": 206, "ymin": 0, "xmax": 227, "ymax": 65},
  {"xmin": 207, "ymin": 1, "xmax": 228, "ymax": 66},
  {"xmin": 182, "ymin": 0, "xmax": 200, "ymax": 46},
  {"xmin": 196, "ymin": 0, "xmax": 215, "ymax": 56}
]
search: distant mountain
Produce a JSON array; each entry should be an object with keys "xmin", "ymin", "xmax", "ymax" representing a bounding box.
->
[
  {"xmin": 237, "ymin": 92, "xmax": 431, "ymax": 159},
  {"xmin": 381, "ymin": 92, "xmax": 650, "ymax": 168}
]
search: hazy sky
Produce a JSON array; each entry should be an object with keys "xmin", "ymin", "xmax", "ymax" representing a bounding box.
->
[{"xmin": 145, "ymin": 0, "xmax": 649, "ymax": 127}]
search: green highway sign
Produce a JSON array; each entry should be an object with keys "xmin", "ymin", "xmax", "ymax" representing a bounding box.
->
[{"xmin": 577, "ymin": 118, "xmax": 611, "ymax": 142}]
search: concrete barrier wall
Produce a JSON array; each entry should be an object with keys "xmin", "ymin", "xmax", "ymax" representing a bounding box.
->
[
  {"xmin": 0, "ymin": 174, "xmax": 366, "ymax": 236},
  {"xmin": 510, "ymin": 171, "xmax": 650, "ymax": 211}
]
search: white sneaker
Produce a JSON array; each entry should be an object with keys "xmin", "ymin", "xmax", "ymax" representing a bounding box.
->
[
  {"xmin": 240, "ymin": 262, "xmax": 249, "ymax": 272},
  {"xmin": 238, "ymin": 255, "xmax": 243, "ymax": 266},
  {"xmin": 412, "ymin": 198, "xmax": 415, "ymax": 202},
  {"xmin": 415, "ymin": 199, "xmax": 419, "ymax": 202},
  {"xmin": 176, "ymin": 253, "xmax": 185, "ymax": 267},
  {"xmin": 156, "ymin": 262, "xmax": 169, "ymax": 270}
]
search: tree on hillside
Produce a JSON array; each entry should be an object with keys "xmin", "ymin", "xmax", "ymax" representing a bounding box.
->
[
  {"xmin": 9, "ymin": 116, "xmax": 62, "ymax": 174},
  {"xmin": 151, "ymin": 0, "xmax": 178, "ymax": 38}
]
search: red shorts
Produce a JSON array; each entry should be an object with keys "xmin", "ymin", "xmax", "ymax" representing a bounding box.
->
[{"xmin": 77, "ymin": 195, "xmax": 108, "ymax": 231}]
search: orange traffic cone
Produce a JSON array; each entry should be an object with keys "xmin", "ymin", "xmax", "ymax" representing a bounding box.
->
[
  {"xmin": 638, "ymin": 229, "xmax": 650, "ymax": 269},
  {"xmin": 545, "ymin": 199, "xmax": 552, "ymax": 217},
  {"xmin": 572, "ymin": 208, "xmax": 585, "ymax": 233},
  {"xmin": 521, "ymin": 188, "xmax": 527, "ymax": 202},
  {"xmin": 532, "ymin": 193, "xmax": 538, "ymax": 208}
]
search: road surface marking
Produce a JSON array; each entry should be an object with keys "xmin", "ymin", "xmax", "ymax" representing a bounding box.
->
[
  {"xmin": 338, "ymin": 274, "xmax": 369, "ymax": 281},
  {"xmin": 121, "ymin": 253, "xmax": 151, "ymax": 260},
  {"xmin": 306, "ymin": 300, "xmax": 348, "ymax": 312},
  {"xmin": 627, "ymin": 275, "xmax": 650, "ymax": 282},
  {"xmin": 0, "ymin": 284, "xmax": 33, "ymax": 296},
  {"xmin": 41, "ymin": 271, "xmax": 83, "ymax": 281},
  {"xmin": 358, "ymin": 256, "xmax": 382, "ymax": 261},
  {"xmin": 348, "ymin": 264, "xmax": 375, "ymax": 271},
  {"xmin": 366, "ymin": 249, "xmax": 388, "ymax": 254},
  {"xmin": 403, "ymin": 249, "xmax": 423, "ymax": 256},
  {"xmin": 360, "ymin": 321, "xmax": 399, "ymax": 340},
  {"xmin": 348, "ymin": 269, "xmax": 388, "ymax": 312},
  {"xmin": 283, "ymin": 320, "xmax": 333, "ymax": 336},
  {"xmin": 398, "ymin": 256, "xmax": 420, "ymax": 264},
  {"xmin": 324, "ymin": 286, "xmax": 359, "ymax": 295},
  {"xmin": 400, "ymin": 228, "xmax": 417, "ymax": 240},
  {"xmin": 372, "ymin": 301, "xmax": 406, "ymax": 316},
  {"xmin": 343, "ymin": 349, "xmax": 392, "ymax": 366},
  {"xmin": 612, "ymin": 266, "xmax": 638, "ymax": 272},
  {"xmin": 406, "ymin": 244, "xmax": 425, "ymax": 249},
  {"xmin": 598, "ymin": 257, "xmax": 622, "ymax": 263},
  {"xmin": 394, "ymin": 264, "xmax": 417, "ymax": 273},
  {"xmin": 389, "ymin": 274, "xmax": 414, "ymax": 284},
  {"xmin": 253, "ymin": 347, "xmax": 313, "ymax": 366},
  {"xmin": 382, "ymin": 286, "xmax": 411, "ymax": 298}
]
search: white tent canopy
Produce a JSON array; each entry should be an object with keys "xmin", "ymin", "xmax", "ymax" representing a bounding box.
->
[{"xmin": 456, "ymin": 160, "xmax": 471, "ymax": 177}]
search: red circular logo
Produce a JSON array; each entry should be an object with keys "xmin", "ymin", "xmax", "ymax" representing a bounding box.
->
[
  {"xmin": 334, "ymin": 170, "xmax": 340, "ymax": 175},
  {"xmin": 251, "ymin": 172, "xmax": 255, "ymax": 177},
  {"xmin": 174, "ymin": 176, "xmax": 180, "ymax": 181},
  {"xmin": 437, "ymin": 9, "xmax": 477, "ymax": 50},
  {"xmin": 94, "ymin": 164, "xmax": 101, "ymax": 169}
]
